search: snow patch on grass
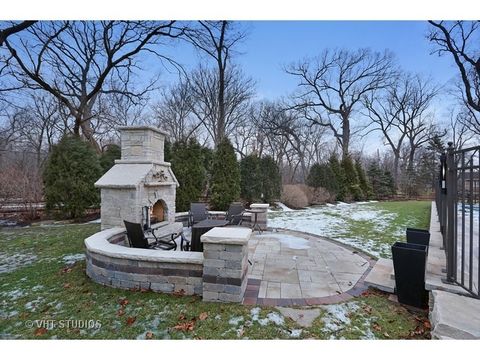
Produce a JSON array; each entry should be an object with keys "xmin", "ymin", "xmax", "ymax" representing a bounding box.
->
[
  {"xmin": 0, "ymin": 252, "xmax": 37, "ymax": 274},
  {"xmin": 268, "ymin": 202, "xmax": 399, "ymax": 257},
  {"xmin": 249, "ymin": 307, "xmax": 285, "ymax": 327},
  {"xmin": 228, "ymin": 316, "xmax": 244, "ymax": 326},
  {"xmin": 62, "ymin": 253, "xmax": 86, "ymax": 265},
  {"xmin": 24, "ymin": 297, "xmax": 44, "ymax": 312},
  {"xmin": 4, "ymin": 289, "xmax": 26, "ymax": 300}
]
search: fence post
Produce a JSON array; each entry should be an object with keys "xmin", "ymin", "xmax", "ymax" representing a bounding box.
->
[{"xmin": 445, "ymin": 142, "xmax": 456, "ymax": 283}]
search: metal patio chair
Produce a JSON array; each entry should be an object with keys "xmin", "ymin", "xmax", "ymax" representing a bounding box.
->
[
  {"xmin": 226, "ymin": 202, "xmax": 245, "ymax": 225},
  {"xmin": 123, "ymin": 220, "xmax": 177, "ymax": 251},
  {"xmin": 188, "ymin": 202, "xmax": 209, "ymax": 227}
]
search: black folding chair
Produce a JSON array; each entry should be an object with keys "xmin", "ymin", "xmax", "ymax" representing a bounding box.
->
[
  {"xmin": 188, "ymin": 202, "xmax": 209, "ymax": 227},
  {"xmin": 226, "ymin": 202, "xmax": 245, "ymax": 225},
  {"xmin": 123, "ymin": 220, "xmax": 177, "ymax": 251}
]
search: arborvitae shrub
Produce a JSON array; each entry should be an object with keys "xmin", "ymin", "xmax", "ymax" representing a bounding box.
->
[
  {"xmin": 210, "ymin": 138, "xmax": 240, "ymax": 210},
  {"xmin": 170, "ymin": 138, "xmax": 207, "ymax": 212},
  {"xmin": 260, "ymin": 156, "xmax": 281, "ymax": 203},
  {"xmin": 99, "ymin": 144, "xmax": 121, "ymax": 173},
  {"xmin": 43, "ymin": 135, "xmax": 102, "ymax": 219}
]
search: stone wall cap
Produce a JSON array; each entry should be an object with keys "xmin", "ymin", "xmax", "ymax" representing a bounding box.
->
[
  {"xmin": 85, "ymin": 226, "xmax": 203, "ymax": 264},
  {"xmin": 118, "ymin": 126, "xmax": 170, "ymax": 137},
  {"xmin": 250, "ymin": 203, "xmax": 269, "ymax": 209},
  {"xmin": 201, "ymin": 226, "xmax": 251, "ymax": 245}
]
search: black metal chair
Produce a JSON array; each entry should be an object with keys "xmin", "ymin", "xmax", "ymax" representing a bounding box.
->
[
  {"xmin": 123, "ymin": 220, "xmax": 177, "ymax": 251},
  {"xmin": 226, "ymin": 202, "xmax": 245, "ymax": 225},
  {"xmin": 188, "ymin": 202, "xmax": 209, "ymax": 227}
]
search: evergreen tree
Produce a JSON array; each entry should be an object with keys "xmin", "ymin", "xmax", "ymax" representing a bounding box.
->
[
  {"xmin": 260, "ymin": 156, "xmax": 281, "ymax": 203},
  {"xmin": 164, "ymin": 139, "xmax": 172, "ymax": 162},
  {"xmin": 240, "ymin": 154, "xmax": 262, "ymax": 202},
  {"xmin": 170, "ymin": 138, "xmax": 206, "ymax": 212},
  {"xmin": 307, "ymin": 162, "xmax": 337, "ymax": 193},
  {"xmin": 355, "ymin": 159, "xmax": 372, "ymax": 200},
  {"xmin": 341, "ymin": 155, "xmax": 363, "ymax": 201},
  {"xmin": 329, "ymin": 154, "xmax": 346, "ymax": 201},
  {"xmin": 367, "ymin": 161, "xmax": 395, "ymax": 199},
  {"xmin": 210, "ymin": 138, "xmax": 241, "ymax": 210},
  {"xmin": 99, "ymin": 144, "xmax": 121, "ymax": 173},
  {"xmin": 43, "ymin": 135, "xmax": 102, "ymax": 219}
]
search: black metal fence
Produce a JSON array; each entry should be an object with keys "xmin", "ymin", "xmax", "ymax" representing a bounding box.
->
[{"xmin": 436, "ymin": 142, "xmax": 480, "ymax": 298}]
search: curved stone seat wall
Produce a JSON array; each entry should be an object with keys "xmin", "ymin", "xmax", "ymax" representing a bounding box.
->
[{"xmin": 85, "ymin": 227, "xmax": 204, "ymax": 295}]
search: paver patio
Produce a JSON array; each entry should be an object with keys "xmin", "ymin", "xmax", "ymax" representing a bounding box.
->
[{"xmin": 243, "ymin": 229, "xmax": 375, "ymax": 305}]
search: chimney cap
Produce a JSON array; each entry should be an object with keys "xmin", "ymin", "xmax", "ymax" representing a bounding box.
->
[{"xmin": 118, "ymin": 126, "xmax": 170, "ymax": 137}]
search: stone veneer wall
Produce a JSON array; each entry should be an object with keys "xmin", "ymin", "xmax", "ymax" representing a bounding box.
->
[
  {"xmin": 85, "ymin": 228, "xmax": 203, "ymax": 295},
  {"xmin": 201, "ymin": 227, "xmax": 251, "ymax": 302},
  {"xmin": 85, "ymin": 225, "xmax": 252, "ymax": 302}
]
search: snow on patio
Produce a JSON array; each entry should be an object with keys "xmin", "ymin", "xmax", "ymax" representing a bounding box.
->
[{"xmin": 268, "ymin": 202, "xmax": 399, "ymax": 258}]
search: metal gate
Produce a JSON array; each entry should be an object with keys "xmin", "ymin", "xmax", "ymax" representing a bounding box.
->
[{"xmin": 436, "ymin": 143, "xmax": 480, "ymax": 298}]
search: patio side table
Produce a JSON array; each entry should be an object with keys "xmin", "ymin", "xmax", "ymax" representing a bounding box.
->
[
  {"xmin": 249, "ymin": 208, "xmax": 265, "ymax": 234},
  {"xmin": 191, "ymin": 219, "xmax": 229, "ymax": 252}
]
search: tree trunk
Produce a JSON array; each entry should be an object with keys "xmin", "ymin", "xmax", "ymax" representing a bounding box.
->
[
  {"xmin": 216, "ymin": 64, "xmax": 226, "ymax": 146},
  {"xmin": 342, "ymin": 115, "xmax": 350, "ymax": 160}
]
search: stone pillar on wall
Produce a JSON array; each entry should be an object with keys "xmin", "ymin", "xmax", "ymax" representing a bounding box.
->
[
  {"xmin": 201, "ymin": 227, "xmax": 251, "ymax": 302},
  {"xmin": 249, "ymin": 203, "xmax": 269, "ymax": 231}
]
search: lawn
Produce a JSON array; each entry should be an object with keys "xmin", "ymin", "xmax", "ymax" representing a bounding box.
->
[
  {"xmin": 269, "ymin": 200, "xmax": 432, "ymax": 258},
  {"xmin": 0, "ymin": 206, "xmax": 431, "ymax": 339}
]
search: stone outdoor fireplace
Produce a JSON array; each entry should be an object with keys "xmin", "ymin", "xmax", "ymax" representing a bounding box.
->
[{"xmin": 95, "ymin": 126, "xmax": 178, "ymax": 230}]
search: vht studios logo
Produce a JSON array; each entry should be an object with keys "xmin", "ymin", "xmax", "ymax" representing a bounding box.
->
[{"xmin": 25, "ymin": 319, "xmax": 102, "ymax": 330}]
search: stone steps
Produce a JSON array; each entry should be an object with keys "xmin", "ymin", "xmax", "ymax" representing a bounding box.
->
[{"xmin": 363, "ymin": 258, "xmax": 395, "ymax": 293}]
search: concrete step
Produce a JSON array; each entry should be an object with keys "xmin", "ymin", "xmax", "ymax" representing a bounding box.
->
[
  {"xmin": 430, "ymin": 290, "xmax": 480, "ymax": 339},
  {"xmin": 364, "ymin": 258, "xmax": 395, "ymax": 293}
]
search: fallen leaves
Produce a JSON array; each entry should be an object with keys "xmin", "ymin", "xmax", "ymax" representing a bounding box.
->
[
  {"xmin": 372, "ymin": 322, "xmax": 382, "ymax": 332},
  {"xmin": 61, "ymin": 267, "xmax": 72, "ymax": 274},
  {"xmin": 198, "ymin": 312, "xmax": 208, "ymax": 321},
  {"xmin": 362, "ymin": 305, "xmax": 373, "ymax": 314},
  {"xmin": 126, "ymin": 316, "xmax": 136, "ymax": 326},
  {"xmin": 63, "ymin": 283, "xmax": 71, "ymax": 289},
  {"xmin": 145, "ymin": 331, "xmax": 154, "ymax": 339},
  {"xmin": 117, "ymin": 308, "xmax": 125, "ymax": 317},
  {"xmin": 119, "ymin": 298, "xmax": 129, "ymax": 307},
  {"xmin": 173, "ymin": 321, "xmax": 195, "ymax": 332},
  {"xmin": 34, "ymin": 327, "xmax": 48, "ymax": 336},
  {"xmin": 172, "ymin": 289, "xmax": 186, "ymax": 297}
]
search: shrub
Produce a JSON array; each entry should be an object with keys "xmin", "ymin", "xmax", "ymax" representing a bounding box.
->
[
  {"xmin": 355, "ymin": 158, "xmax": 372, "ymax": 199},
  {"xmin": 328, "ymin": 154, "xmax": 346, "ymax": 201},
  {"xmin": 99, "ymin": 144, "xmax": 121, "ymax": 173},
  {"xmin": 43, "ymin": 135, "xmax": 102, "ymax": 219},
  {"xmin": 210, "ymin": 138, "xmax": 240, "ymax": 210},
  {"xmin": 240, "ymin": 154, "xmax": 262, "ymax": 202},
  {"xmin": 307, "ymin": 162, "xmax": 337, "ymax": 193},
  {"xmin": 260, "ymin": 156, "xmax": 282, "ymax": 203},
  {"xmin": 281, "ymin": 184, "xmax": 309, "ymax": 209},
  {"xmin": 367, "ymin": 162, "xmax": 396, "ymax": 199},
  {"xmin": 170, "ymin": 138, "xmax": 207, "ymax": 212}
]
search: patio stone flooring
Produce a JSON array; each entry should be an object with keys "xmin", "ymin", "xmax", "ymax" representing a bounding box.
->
[{"xmin": 243, "ymin": 229, "xmax": 376, "ymax": 306}]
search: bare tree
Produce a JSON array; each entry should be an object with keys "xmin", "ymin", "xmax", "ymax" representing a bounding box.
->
[
  {"xmin": 287, "ymin": 48, "xmax": 395, "ymax": 160},
  {"xmin": 152, "ymin": 77, "xmax": 202, "ymax": 143},
  {"xmin": 3, "ymin": 21, "xmax": 184, "ymax": 152},
  {"xmin": 428, "ymin": 21, "xmax": 480, "ymax": 113},
  {"xmin": 449, "ymin": 107, "xmax": 475, "ymax": 149},
  {"xmin": 185, "ymin": 21, "xmax": 248, "ymax": 146},
  {"xmin": 0, "ymin": 21, "xmax": 37, "ymax": 46},
  {"xmin": 363, "ymin": 73, "xmax": 439, "ymax": 184},
  {"xmin": 189, "ymin": 64, "xmax": 254, "ymax": 145}
]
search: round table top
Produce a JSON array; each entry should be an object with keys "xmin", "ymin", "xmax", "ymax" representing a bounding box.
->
[{"xmin": 248, "ymin": 208, "xmax": 266, "ymax": 213}]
